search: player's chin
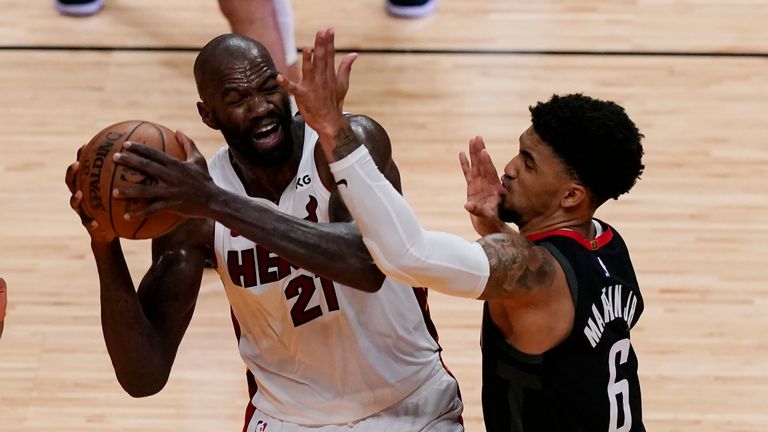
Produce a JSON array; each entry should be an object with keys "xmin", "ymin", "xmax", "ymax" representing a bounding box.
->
[{"xmin": 497, "ymin": 201, "xmax": 521, "ymax": 224}]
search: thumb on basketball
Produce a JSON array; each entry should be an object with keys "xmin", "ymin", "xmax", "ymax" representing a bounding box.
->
[{"xmin": 175, "ymin": 130, "xmax": 205, "ymax": 166}]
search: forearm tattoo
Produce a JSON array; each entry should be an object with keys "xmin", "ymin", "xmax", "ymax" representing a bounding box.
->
[
  {"xmin": 477, "ymin": 233, "xmax": 555, "ymax": 300},
  {"xmin": 332, "ymin": 125, "xmax": 364, "ymax": 160}
]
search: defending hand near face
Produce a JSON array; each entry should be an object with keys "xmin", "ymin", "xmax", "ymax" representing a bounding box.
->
[
  {"xmin": 459, "ymin": 136, "xmax": 509, "ymax": 237},
  {"xmin": 277, "ymin": 28, "xmax": 358, "ymax": 160}
]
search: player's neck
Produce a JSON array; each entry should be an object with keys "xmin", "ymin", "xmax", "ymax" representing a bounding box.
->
[
  {"xmin": 519, "ymin": 213, "xmax": 596, "ymax": 239},
  {"xmin": 229, "ymin": 147, "xmax": 302, "ymax": 204}
]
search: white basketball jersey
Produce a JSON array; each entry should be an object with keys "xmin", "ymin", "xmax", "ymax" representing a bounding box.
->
[{"xmin": 208, "ymin": 123, "xmax": 443, "ymax": 425}]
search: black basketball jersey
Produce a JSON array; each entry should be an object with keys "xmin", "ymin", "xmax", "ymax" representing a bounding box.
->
[{"xmin": 481, "ymin": 221, "xmax": 645, "ymax": 432}]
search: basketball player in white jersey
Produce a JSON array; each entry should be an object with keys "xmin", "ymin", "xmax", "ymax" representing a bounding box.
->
[{"xmin": 65, "ymin": 33, "xmax": 462, "ymax": 431}]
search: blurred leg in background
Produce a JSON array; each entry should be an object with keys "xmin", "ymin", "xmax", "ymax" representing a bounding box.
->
[
  {"xmin": 54, "ymin": 0, "xmax": 105, "ymax": 16},
  {"xmin": 219, "ymin": 0, "xmax": 299, "ymax": 82},
  {"xmin": 386, "ymin": 0, "xmax": 437, "ymax": 18}
]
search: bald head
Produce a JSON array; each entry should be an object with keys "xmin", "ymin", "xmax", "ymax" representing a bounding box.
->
[{"xmin": 194, "ymin": 34, "xmax": 276, "ymax": 100}]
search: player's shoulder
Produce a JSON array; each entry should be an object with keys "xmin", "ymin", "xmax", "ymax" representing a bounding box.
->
[
  {"xmin": 345, "ymin": 113, "xmax": 387, "ymax": 137},
  {"xmin": 296, "ymin": 112, "xmax": 386, "ymax": 137}
]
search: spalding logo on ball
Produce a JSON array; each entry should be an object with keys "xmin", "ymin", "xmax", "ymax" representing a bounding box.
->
[{"xmin": 77, "ymin": 120, "xmax": 186, "ymax": 239}]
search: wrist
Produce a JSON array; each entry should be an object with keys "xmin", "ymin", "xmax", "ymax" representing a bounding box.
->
[
  {"xmin": 91, "ymin": 236, "xmax": 120, "ymax": 252},
  {"xmin": 204, "ymin": 188, "xmax": 232, "ymax": 221},
  {"xmin": 316, "ymin": 115, "xmax": 351, "ymax": 145}
]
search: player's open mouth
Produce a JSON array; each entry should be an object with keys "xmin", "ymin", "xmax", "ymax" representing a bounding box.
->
[{"xmin": 251, "ymin": 120, "xmax": 283, "ymax": 150}]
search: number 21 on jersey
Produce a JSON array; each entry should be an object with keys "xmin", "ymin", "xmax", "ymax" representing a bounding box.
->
[{"xmin": 284, "ymin": 274, "xmax": 340, "ymax": 327}]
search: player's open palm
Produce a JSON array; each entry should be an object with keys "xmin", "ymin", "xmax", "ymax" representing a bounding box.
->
[
  {"xmin": 277, "ymin": 28, "xmax": 357, "ymax": 139},
  {"xmin": 460, "ymin": 136, "xmax": 507, "ymax": 236}
]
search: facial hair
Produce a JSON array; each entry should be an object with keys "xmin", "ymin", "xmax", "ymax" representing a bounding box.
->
[
  {"xmin": 497, "ymin": 201, "xmax": 522, "ymax": 225},
  {"xmin": 218, "ymin": 97, "xmax": 295, "ymax": 167}
]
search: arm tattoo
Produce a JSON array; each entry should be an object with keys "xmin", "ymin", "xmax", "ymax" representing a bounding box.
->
[
  {"xmin": 332, "ymin": 125, "xmax": 363, "ymax": 160},
  {"xmin": 477, "ymin": 233, "xmax": 556, "ymax": 300}
]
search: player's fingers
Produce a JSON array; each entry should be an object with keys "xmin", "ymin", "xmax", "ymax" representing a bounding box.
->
[
  {"xmin": 473, "ymin": 135, "xmax": 486, "ymax": 150},
  {"xmin": 336, "ymin": 53, "xmax": 358, "ymax": 92},
  {"xmin": 175, "ymin": 130, "xmax": 206, "ymax": 167},
  {"xmin": 69, "ymin": 190, "xmax": 94, "ymax": 226},
  {"xmin": 313, "ymin": 29, "xmax": 328, "ymax": 76},
  {"xmin": 112, "ymin": 184, "xmax": 161, "ymax": 201},
  {"xmin": 479, "ymin": 149, "xmax": 500, "ymax": 183},
  {"xmin": 324, "ymin": 28, "xmax": 336, "ymax": 78},
  {"xmin": 69, "ymin": 189, "xmax": 82, "ymax": 211},
  {"xmin": 459, "ymin": 152, "xmax": 472, "ymax": 182},
  {"xmin": 65, "ymin": 161, "xmax": 80, "ymax": 193},
  {"xmin": 85, "ymin": 219, "xmax": 105, "ymax": 234},
  {"xmin": 75, "ymin": 144, "xmax": 85, "ymax": 161},
  {"xmin": 301, "ymin": 46, "xmax": 313, "ymax": 79},
  {"xmin": 276, "ymin": 73, "xmax": 300, "ymax": 96},
  {"xmin": 122, "ymin": 141, "xmax": 175, "ymax": 166},
  {"xmin": 113, "ymin": 149, "xmax": 167, "ymax": 179},
  {"xmin": 124, "ymin": 200, "xmax": 173, "ymax": 220},
  {"xmin": 468, "ymin": 136, "xmax": 483, "ymax": 168}
]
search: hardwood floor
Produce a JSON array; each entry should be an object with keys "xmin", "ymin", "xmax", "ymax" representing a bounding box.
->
[{"xmin": 1, "ymin": 1, "xmax": 766, "ymax": 431}]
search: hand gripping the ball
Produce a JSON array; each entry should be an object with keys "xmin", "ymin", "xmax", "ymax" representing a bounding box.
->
[
  {"xmin": 111, "ymin": 131, "xmax": 217, "ymax": 221},
  {"xmin": 65, "ymin": 145, "xmax": 118, "ymax": 244}
]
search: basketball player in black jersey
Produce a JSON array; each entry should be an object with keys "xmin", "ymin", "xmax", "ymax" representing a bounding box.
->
[{"xmin": 280, "ymin": 28, "xmax": 647, "ymax": 432}]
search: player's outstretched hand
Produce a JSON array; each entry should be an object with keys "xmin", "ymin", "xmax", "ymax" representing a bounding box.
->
[
  {"xmin": 277, "ymin": 28, "xmax": 358, "ymax": 157},
  {"xmin": 459, "ymin": 136, "xmax": 509, "ymax": 236},
  {"xmin": 65, "ymin": 146, "xmax": 117, "ymax": 243},
  {"xmin": 112, "ymin": 131, "xmax": 215, "ymax": 220}
]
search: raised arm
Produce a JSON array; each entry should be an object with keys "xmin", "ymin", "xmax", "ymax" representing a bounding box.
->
[
  {"xmin": 276, "ymin": 28, "xmax": 563, "ymax": 302},
  {"xmin": 66, "ymin": 159, "xmax": 210, "ymax": 397}
]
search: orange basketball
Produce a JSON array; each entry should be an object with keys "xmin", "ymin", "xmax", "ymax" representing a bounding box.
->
[{"xmin": 77, "ymin": 120, "xmax": 186, "ymax": 239}]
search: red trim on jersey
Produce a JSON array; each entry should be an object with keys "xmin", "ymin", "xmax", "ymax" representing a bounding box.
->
[
  {"xmin": 242, "ymin": 370, "xmax": 258, "ymax": 432},
  {"xmin": 231, "ymin": 309, "xmax": 259, "ymax": 432},
  {"xmin": 411, "ymin": 287, "xmax": 464, "ymax": 426},
  {"xmin": 527, "ymin": 225, "xmax": 614, "ymax": 251},
  {"xmin": 412, "ymin": 287, "xmax": 439, "ymax": 343}
]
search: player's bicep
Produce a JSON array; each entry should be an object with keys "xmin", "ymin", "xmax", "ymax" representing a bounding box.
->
[
  {"xmin": 138, "ymin": 218, "xmax": 212, "ymax": 341},
  {"xmin": 477, "ymin": 233, "xmax": 559, "ymax": 300},
  {"xmin": 330, "ymin": 116, "xmax": 402, "ymax": 223},
  {"xmin": 348, "ymin": 114, "xmax": 402, "ymax": 193}
]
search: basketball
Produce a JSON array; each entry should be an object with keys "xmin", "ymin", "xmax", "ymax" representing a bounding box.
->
[{"xmin": 76, "ymin": 120, "xmax": 187, "ymax": 239}]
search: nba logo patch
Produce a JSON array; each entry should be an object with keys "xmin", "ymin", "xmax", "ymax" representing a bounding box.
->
[{"xmin": 255, "ymin": 420, "xmax": 268, "ymax": 432}]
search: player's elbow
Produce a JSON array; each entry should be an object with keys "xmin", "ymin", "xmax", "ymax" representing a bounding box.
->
[
  {"xmin": 373, "ymin": 251, "xmax": 430, "ymax": 289},
  {"xmin": 116, "ymin": 371, "xmax": 170, "ymax": 398}
]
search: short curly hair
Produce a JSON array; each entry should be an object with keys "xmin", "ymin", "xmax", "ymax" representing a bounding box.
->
[{"xmin": 530, "ymin": 94, "xmax": 645, "ymax": 205}]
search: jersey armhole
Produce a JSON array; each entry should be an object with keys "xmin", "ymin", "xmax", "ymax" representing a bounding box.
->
[{"xmin": 539, "ymin": 242, "xmax": 578, "ymax": 306}]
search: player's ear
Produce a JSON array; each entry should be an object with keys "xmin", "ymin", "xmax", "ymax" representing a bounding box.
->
[
  {"xmin": 561, "ymin": 182, "xmax": 588, "ymax": 209},
  {"xmin": 197, "ymin": 102, "xmax": 219, "ymax": 130}
]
